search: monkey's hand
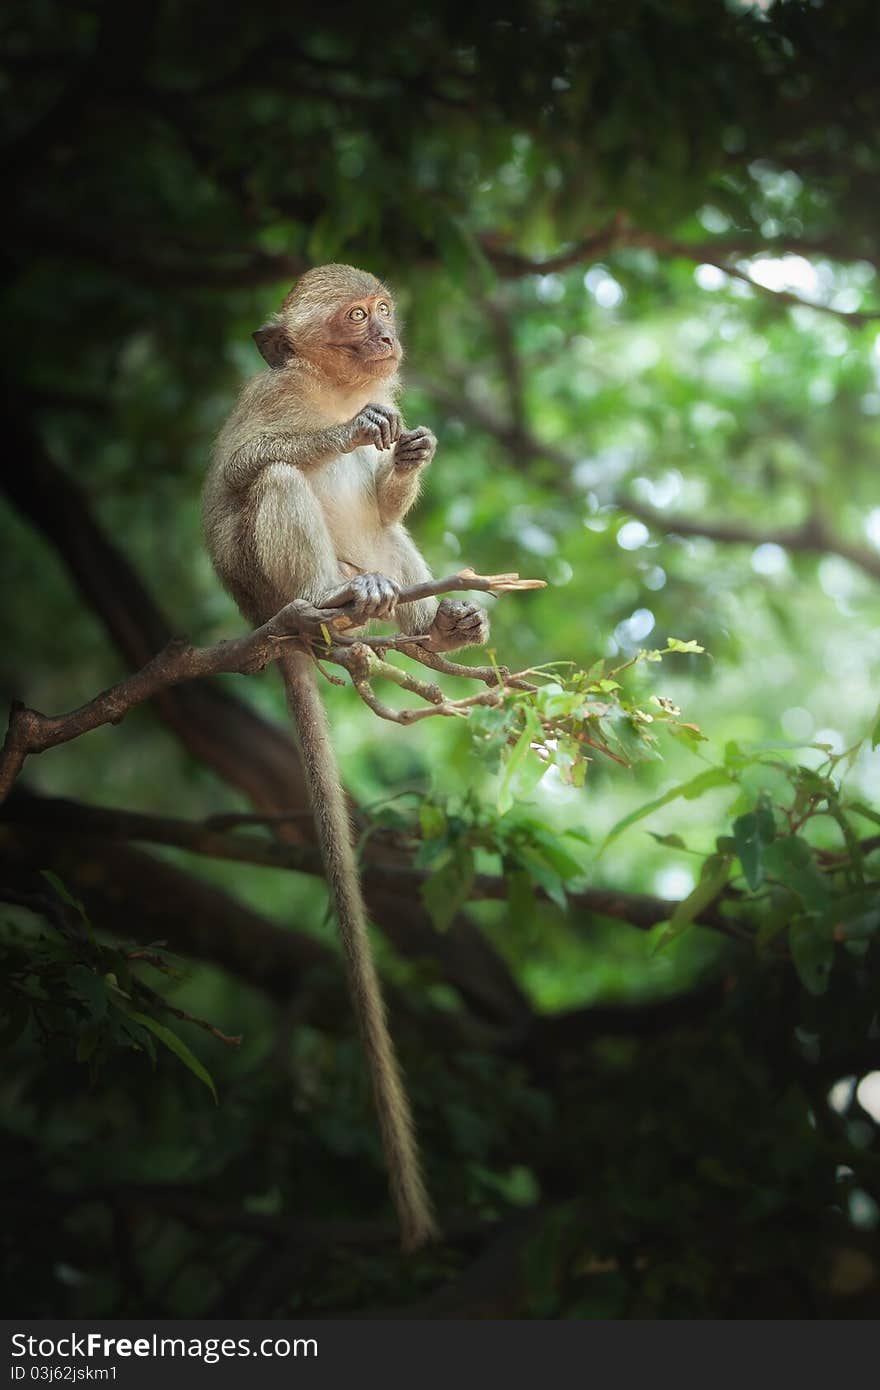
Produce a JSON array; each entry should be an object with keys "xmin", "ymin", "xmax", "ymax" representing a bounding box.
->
[
  {"xmin": 426, "ymin": 598, "xmax": 490, "ymax": 652},
  {"xmin": 345, "ymin": 404, "xmax": 403, "ymax": 452},
  {"xmin": 394, "ymin": 426, "xmax": 436, "ymax": 472},
  {"xmin": 322, "ymin": 571, "xmax": 400, "ymax": 623}
]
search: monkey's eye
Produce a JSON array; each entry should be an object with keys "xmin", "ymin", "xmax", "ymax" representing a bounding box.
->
[
  {"xmin": 349, "ymin": 307, "xmax": 367, "ymax": 322},
  {"xmin": 377, "ymin": 302, "xmax": 391, "ymax": 316}
]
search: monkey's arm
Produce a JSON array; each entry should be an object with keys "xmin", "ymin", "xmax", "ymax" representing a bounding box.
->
[
  {"xmin": 375, "ymin": 427, "xmax": 437, "ymax": 524},
  {"xmin": 227, "ymin": 405, "xmax": 403, "ymax": 489},
  {"xmin": 226, "ymin": 430, "xmax": 352, "ymax": 489}
]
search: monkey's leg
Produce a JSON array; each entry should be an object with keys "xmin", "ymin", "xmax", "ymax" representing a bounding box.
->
[
  {"xmin": 375, "ymin": 428, "xmax": 436, "ymax": 524},
  {"xmin": 251, "ymin": 463, "xmax": 342, "ymax": 607},
  {"xmin": 386, "ymin": 528, "xmax": 438, "ymax": 635},
  {"xmin": 252, "ymin": 465, "xmax": 399, "ymax": 624},
  {"xmin": 388, "ymin": 529, "xmax": 490, "ymax": 650}
]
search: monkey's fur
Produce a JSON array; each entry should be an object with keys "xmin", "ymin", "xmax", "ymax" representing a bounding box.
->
[{"xmin": 202, "ymin": 264, "xmax": 489, "ymax": 1252}]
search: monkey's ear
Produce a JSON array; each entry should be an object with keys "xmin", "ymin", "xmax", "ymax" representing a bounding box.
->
[{"xmin": 253, "ymin": 323, "xmax": 296, "ymax": 368}]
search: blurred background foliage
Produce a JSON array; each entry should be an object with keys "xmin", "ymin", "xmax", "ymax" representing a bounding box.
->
[{"xmin": 1, "ymin": 0, "xmax": 880, "ymax": 1318}]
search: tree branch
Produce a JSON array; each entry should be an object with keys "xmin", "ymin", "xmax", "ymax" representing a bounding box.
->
[
  {"xmin": 479, "ymin": 216, "xmax": 627, "ymax": 278},
  {"xmin": 0, "ymin": 813, "xmax": 517, "ymax": 1053},
  {"xmin": 2, "ymin": 799, "xmax": 732, "ymax": 1067},
  {"xmin": 14, "ymin": 190, "xmax": 880, "ymax": 310},
  {"xmin": 2, "ymin": 791, "xmax": 746, "ymax": 943},
  {"xmin": 480, "ymin": 219, "xmax": 880, "ymax": 321},
  {"xmin": 628, "ymin": 232, "xmax": 880, "ymax": 325},
  {"xmin": 3, "ymin": 432, "xmax": 539, "ymax": 1032},
  {"xmin": 1, "ymin": 421, "xmax": 311, "ymax": 811},
  {"xmin": 0, "ymin": 569, "xmax": 545, "ymax": 801},
  {"xmin": 622, "ymin": 499, "xmax": 880, "ymax": 583}
]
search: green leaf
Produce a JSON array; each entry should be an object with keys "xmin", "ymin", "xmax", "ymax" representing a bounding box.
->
[
  {"xmin": 668, "ymin": 722, "xmax": 709, "ymax": 748},
  {"xmin": 665, "ymin": 637, "xmax": 705, "ymax": 653},
  {"xmin": 497, "ymin": 713, "xmax": 548, "ymax": 815},
  {"xmin": 69, "ymin": 966, "xmax": 108, "ymax": 1020},
  {"xmin": 648, "ymin": 831, "xmax": 687, "ymax": 849},
  {"xmin": 754, "ymin": 899, "xmax": 792, "ymax": 952},
  {"xmin": 789, "ymin": 920, "xmax": 833, "ymax": 996},
  {"xmin": 419, "ymin": 802, "xmax": 447, "ymax": 840},
  {"xmin": 535, "ymin": 682, "xmax": 584, "ymax": 718},
  {"xmin": 39, "ymin": 869, "xmax": 82, "ymax": 911},
  {"xmin": 110, "ymin": 996, "xmax": 218, "ymax": 1102},
  {"xmin": 656, "ymin": 853, "xmax": 731, "ymax": 948},
  {"xmin": 516, "ymin": 848, "xmax": 568, "ymax": 910},
  {"xmin": 732, "ymin": 803, "xmax": 775, "ymax": 892},
  {"xmin": 755, "ymin": 801, "xmax": 776, "ymax": 841},
  {"xmin": 421, "ymin": 847, "xmax": 476, "ymax": 932},
  {"xmin": 39, "ymin": 870, "xmax": 95, "ymax": 937},
  {"xmin": 599, "ymin": 767, "xmax": 732, "ymax": 854},
  {"xmin": 497, "ymin": 722, "xmax": 532, "ymax": 816},
  {"xmin": 506, "ymin": 868, "xmax": 537, "ymax": 933},
  {"xmin": 562, "ymin": 828, "xmax": 593, "ymax": 845},
  {"xmin": 127, "ymin": 1010, "xmax": 218, "ymax": 1103},
  {"xmin": 763, "ymin": 837, "xmax": 829, "ymax": 911},
  {"xmin": 524, "ymin": 828, "xmax": 584, "ymax": 881}
]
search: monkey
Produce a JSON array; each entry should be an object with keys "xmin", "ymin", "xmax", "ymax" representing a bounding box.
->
[{"xmin": 202, "ymin": 264, "xmax": 489, "ymax": 1252}]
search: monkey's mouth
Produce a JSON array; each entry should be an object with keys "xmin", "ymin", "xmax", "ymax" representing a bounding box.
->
[{"xmin": 361, "ymin": 351, "xmax": 401, "ymax": 369}]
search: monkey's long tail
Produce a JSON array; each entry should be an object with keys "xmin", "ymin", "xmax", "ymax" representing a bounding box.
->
[{"xmin": 278, "ymin": 648, "xmax": 437, "ymax": 1253}]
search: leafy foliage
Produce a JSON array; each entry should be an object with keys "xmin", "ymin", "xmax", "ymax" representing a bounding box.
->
[{"xmin": 1, "ymin": 876, "xmax": 224, "ymax": 1099}]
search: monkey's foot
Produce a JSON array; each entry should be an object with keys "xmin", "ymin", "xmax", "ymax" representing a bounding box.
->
[
  {"xmin": 394, "ymin": 426, "xmax": 437, "ymax": 472},
  {"xmin": 427, "ymin": 598, "xmax": 490, "ymax": 652},
  {"xmin": 322, "ymin": 572, "xmax": 400, "ymax": 622}
]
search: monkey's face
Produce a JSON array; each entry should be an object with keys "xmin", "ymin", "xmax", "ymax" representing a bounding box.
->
[
  {"xmin": 253, "ymin": 273, "xmax": 403, "ymax": 382},
  {"xmin": 322, "ymin": 294, "xmax": 402, "ymax": 380}
]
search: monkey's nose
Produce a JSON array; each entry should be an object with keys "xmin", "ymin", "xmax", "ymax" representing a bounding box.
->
[{"xmin": 378, "ymin": 333, "xmax": 393, "ymax": 347}]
